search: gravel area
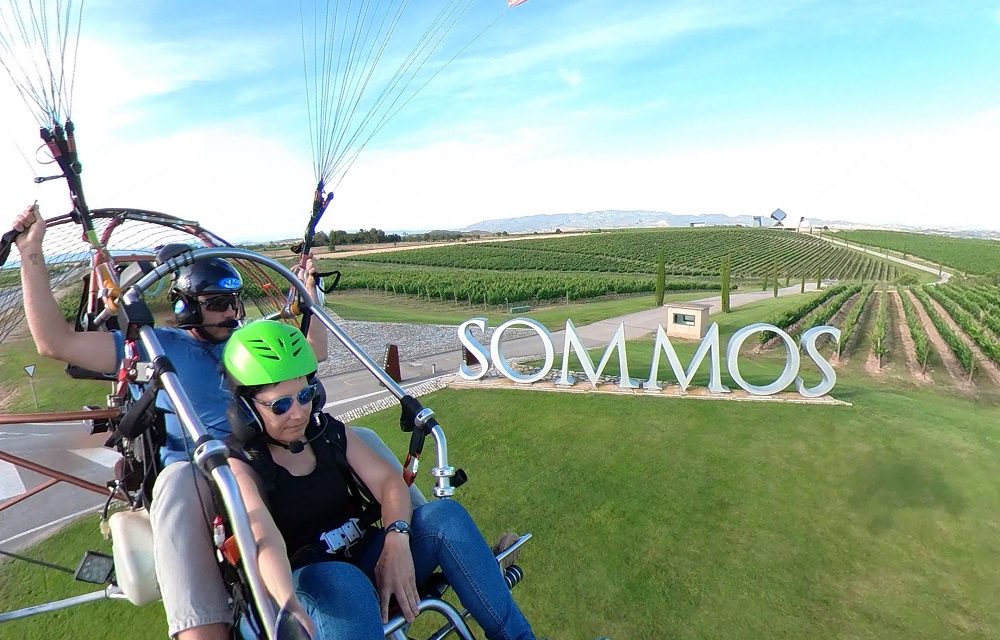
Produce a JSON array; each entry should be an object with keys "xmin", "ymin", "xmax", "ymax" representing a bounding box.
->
[{"xmin": 316, "ymin": 313, "xmax": 534, "ymax": 376}]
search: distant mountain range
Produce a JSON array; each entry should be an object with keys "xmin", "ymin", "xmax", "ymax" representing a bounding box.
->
[{"xmin": 458, "ymin": 210, "xmax": 1000, "ymax": 240}]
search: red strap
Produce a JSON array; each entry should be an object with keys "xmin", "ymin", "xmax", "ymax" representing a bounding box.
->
[{"xmin": 402, "ymin": 453, "xmax": 420, "ymax": 486}]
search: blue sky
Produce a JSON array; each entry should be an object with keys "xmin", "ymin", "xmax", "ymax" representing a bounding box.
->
[{"xmin": 2, "ymin": 0, "xmax": 999, "ymax": 240}]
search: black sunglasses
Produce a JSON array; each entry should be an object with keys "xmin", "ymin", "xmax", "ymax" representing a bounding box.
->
[
  {"xmin": 200, "ymin": 293, "xmax": 241, "ymax": 312},
  {"xmin": 253, "ymin": 384, "xmax": 318, "ymax": 416}
]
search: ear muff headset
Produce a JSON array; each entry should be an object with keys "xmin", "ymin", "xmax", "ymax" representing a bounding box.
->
[
  {"xmin": 170, "ymin": 293, "xmax": 202, "ymax": 328},
  {"xmin": 227, "ymin": 395, "xmax": 265, "ymax": 443}
]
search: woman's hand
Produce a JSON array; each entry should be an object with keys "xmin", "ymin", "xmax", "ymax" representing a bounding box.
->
[{"xmin": 375, "ymin": 533, "xmax": 420, "ymax": 623}]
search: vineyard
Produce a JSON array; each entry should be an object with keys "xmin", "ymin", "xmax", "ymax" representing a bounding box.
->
[
  {"xmin": 351, "ymin": 228, "xmax": 907, "ymax": 280},
  {"xmin": 833, "ymin": 229, "xmax": 1000, "ymax": 276},
  {"xmin": 324, "ymin": 228, "xmax": 915, "ymax": 306},
  {"xmin": 757, "ymin": 273, "xmax": 1000, "ymax": 389},
  {"xmin": 334, "ymin": 267, "xmax": 717, "ymax": 306}
]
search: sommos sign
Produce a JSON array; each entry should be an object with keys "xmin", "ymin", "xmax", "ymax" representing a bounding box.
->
[{"xmin": 458, "ymin": 318, "xmax": 840, "ymax": 398}]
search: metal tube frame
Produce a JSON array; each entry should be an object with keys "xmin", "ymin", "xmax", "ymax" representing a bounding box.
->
[
  {"xmin": 0, "ymin": 586, "xmax": 117, "ymax": 623},
  {"xmin": 122, "ymin": 247, "xmax": 462, "ymax": 638},
  {"xmin": 383, "ymin": 599, "xmax": 476, "ymax": 640},
  {"xmin": 0, "ymin": 450, "xmax": 110, "ymax": 513},
  {"xmin": 127, "ymin": 324, "xmax": 278, "ymax": 640},
  {"xmin": 126, "ymin": 247, "xmax": 458, "ymax": 498}
]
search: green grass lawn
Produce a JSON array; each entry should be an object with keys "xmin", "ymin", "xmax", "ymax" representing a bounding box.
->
[
  {"xmin": 0, "ymin": 516, "xmax": 166, "ymax": 639},
  {"xmin": 3, "ymin": 377, "xmax": 1000, "ymax": 639},
  {"xmin": 326, "ymin": 290, "xmax": 715, "ymax": 329},
  {"xmin": 0, "ymin": 334, "xmax": 108, "ymax": 413},
  {"xmin": 5, "ymin": 289, "xmax": 1000, "ymax": 639}
]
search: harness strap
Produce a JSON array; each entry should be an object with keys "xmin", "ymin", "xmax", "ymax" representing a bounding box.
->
[{"xmin": 244, "ymin": 413, "xmax": 381, "ymax": 528}]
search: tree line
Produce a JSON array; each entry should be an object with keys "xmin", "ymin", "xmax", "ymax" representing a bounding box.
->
[{"xmin": 313, "ymin": 228, "xmax": 477, "ymax": 248}]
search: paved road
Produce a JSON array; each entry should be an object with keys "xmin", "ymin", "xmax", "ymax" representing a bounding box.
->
[{"xmin": 0, "ymin": 421, "xmax": 113, "ymax": 551}]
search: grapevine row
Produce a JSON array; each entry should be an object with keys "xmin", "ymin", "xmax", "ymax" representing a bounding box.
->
[
  {"xmin": 896, "ymin": 286, "xmax": 931, "ymax": 370},
  {"xmin": 335, "ymin": 268, "xmax": 723, "ymax": 306},
  {"xmin": 871, "ymin": 292, "xmax": 890, "ymax": 367},
  {"xmin": 799, "ymin": 284, "xmax": 863, "ymax": 337},
  {"xmin": 910, "ymin": 287, "xmax": 975, "ymax": 374},
  {"xmin": 935, "ymin": 285, "xmax": 1000, "ymax": 337},
  {"xmin": 838, "ymin": 284, "xmax": 875, "ymax": 355},
  {"xmin": 759, "ymin": 285, "xmax": 850, "ymax": 343},
  {"xmin": 347, "ymin": 228, "xmax": 903, "ymax": 282},
  {"xmin": 923, "ymin": 286, "xmax": 1000, "ymax": 367}
]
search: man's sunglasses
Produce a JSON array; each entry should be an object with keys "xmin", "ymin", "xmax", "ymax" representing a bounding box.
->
[
  {"xmin": 200, "ymin": 294, "xmax": 241, "ymax": 312},
  {"xmin": 253, "ymin": 384, "xmax": 318, "ymax": 416}
]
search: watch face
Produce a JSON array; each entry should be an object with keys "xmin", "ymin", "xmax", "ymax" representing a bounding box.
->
[{"xmin": 388, "ymin": 520, "xmax": 410, "ymax": 534}]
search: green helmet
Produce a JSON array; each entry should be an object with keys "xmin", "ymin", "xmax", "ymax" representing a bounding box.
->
[{"xmin": 224, "ymin": 320, "xmax": 317, "ymax": 386}]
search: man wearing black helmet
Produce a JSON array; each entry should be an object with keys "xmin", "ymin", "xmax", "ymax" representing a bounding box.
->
[
  {"xmin": 13, "ymin": 204, "xmax": 327, "ymax": 460},
  {"xmin": 12, "ymin": 203, "xmax": 328, "ymax": 640}
]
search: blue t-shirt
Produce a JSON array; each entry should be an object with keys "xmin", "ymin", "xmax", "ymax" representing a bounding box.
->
[{"xmin": 114, "ymin": 327, "xmax": 233, "ymax": 466}]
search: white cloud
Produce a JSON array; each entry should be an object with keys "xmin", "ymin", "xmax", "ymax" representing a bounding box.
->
[
  {"xmin": 7, "ymin": 108, "xmax": 999, "ymax": 241},
  {"xmin": 320, "ymin": 109, "xmax": 1000, "ymax": 233},
  {"xmin": 557, "ymin": 68, "xmax": 583, "ymax": 89}
]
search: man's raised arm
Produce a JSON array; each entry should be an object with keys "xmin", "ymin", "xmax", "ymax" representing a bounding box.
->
[{"xmin": 13, "ymin": 204, "xmax": 118, "ymax": 374}]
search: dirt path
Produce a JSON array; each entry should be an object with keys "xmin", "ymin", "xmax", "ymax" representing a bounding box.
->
[
  {"xmin": 825, "ymin": 292, "xmax": 861, "ymax": 366},
  {"xmin": 890, "ymin": 290, "xmax": 931, "ymax": 383},
  {"xmin": 904, "ymin": 289, "xmax": 970, "ymax": 387},
  {"xmin": 925, "ymin": 295, "xmax": 1000, "ymax": 386},
  {"xmin": 830, "ymin": 292, "xmax": 860, "ymax": 328},
  {"xmin": 838, "ymin": 290, "xmax": 877, "ymax": 364}
]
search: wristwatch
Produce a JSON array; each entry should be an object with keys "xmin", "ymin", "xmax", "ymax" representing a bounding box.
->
[{"xmin": 384, "ymin": 520, "xmax": 411, "ymax": 536}]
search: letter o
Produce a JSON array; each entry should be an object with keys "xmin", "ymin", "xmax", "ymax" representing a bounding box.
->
[
  {"xmin": 490, "ymin": 318, "xmax": 555, "ymax": 383},
  {"xmin": 726, "ymin": 323, "xmax": 801, "ymax": 395}
]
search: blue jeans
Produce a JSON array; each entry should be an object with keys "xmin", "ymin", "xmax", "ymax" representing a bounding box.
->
[{"xmin": 293, "ymin": 499, "xmax": 535, "ymax": 640}]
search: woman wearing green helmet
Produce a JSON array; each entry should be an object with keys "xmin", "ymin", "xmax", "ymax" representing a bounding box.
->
[{"xmin": 223, "ymin": 320, "xmax": 536, "ymax": 640}]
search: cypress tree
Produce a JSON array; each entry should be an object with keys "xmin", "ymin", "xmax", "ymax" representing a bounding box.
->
[
  {"xmin": 655, "ymin": 251, "xmax": 666, "ymax": 306},
  {"xmin": 721, "ymin": 258, "xmax": 731, "ymax": 313}
]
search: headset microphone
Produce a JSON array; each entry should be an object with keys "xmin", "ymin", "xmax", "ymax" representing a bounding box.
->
[{"xmin": 268, "ymin": 414, "xmax": 327, "ymax": 455}]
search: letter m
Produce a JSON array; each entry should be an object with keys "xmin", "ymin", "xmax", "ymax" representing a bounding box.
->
[
  {"xmin": 642, "ymin": 323, "xmax": 729, "ymax": 393},
  {"xmin": 557, "ymin": 320, "xmax": 637, "ymax": 388}
]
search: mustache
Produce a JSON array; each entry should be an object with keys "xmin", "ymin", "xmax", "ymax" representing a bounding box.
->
[{"xmin": 178, "ymin": 319, "xmax": 240, "ymax": 329}]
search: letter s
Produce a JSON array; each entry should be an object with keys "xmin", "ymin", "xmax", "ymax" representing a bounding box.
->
[
  {"xmin": 797, "ymin": 326, "xmax": 839, "ymax": 398},
  {"xmin": 458, "ymin": 318, "xmax": 491, "ymax": 380}
]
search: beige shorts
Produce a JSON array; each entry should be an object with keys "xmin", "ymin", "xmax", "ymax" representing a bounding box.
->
[{"xmin": 150, "ymin": 461, "xmax": 234, "ymax": 637}]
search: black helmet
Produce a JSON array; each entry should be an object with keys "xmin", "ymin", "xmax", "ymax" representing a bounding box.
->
[
  {"xmin": 169, "ymin": 258, "xmax": 243, "ymax": 332},
  {"xmin": 172, "ymin": 259, "xmax": 243, "ymax": 297}
]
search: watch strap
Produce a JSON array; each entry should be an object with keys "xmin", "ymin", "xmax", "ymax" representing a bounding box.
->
[{"xmin": 384, "ymin": 519, "xmax": 411, "ymax": 535}]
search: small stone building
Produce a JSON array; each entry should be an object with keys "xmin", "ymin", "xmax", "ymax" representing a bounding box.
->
[{"xmin": 664, "ymin": 302, "xmax": 713, "ymax": 340}]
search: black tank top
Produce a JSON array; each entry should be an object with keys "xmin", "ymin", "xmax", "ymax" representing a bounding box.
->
[
  {"xmin": 269, "ymin": 455, "xmax": 353, "ymax": 558},
  {"xmin": 240, "ymin": 417, "xmax": 361, "ymax": 563}
]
